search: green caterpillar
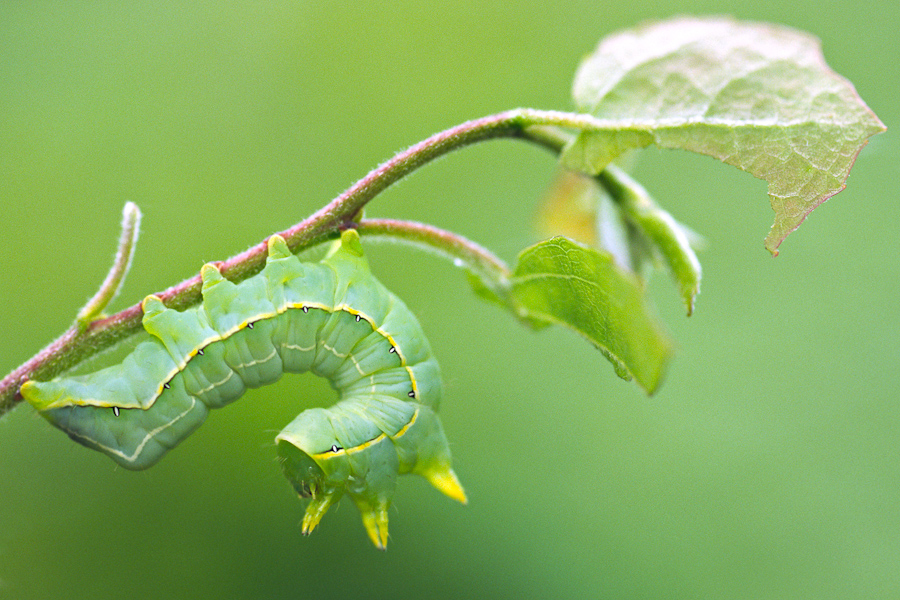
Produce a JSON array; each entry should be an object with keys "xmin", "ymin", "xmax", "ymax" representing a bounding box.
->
[{"xmin": 21, "ymin": 230, "xmax": 465, "ymax": 548}]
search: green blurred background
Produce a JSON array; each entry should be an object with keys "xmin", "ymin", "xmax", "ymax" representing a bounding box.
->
[{"xmin": 0, "ymin": 2, "xmax": 896, "ymax": 599}]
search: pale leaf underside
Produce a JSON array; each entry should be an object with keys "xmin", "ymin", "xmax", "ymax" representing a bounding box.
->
[{"xmin": 562, "ymin": 16, "xmax": 886, "ymax": 254}]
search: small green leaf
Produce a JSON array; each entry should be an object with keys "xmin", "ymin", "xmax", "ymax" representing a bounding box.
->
[
  {"xmin": 537, "ymin": 166, "xmax": 702, "ymax": 313},
  {"xmin": 599, "ymin": 166, "xmax": 702, "ymax": 315},
  {"xmin": 509, "ymin": 237, "xmax": 673, "ymax": 394},
  {"xmin": 563, "ymin": 17, "xmax": 886, "ymax": 254}
]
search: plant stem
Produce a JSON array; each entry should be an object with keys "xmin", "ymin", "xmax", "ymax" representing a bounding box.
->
[
  {"xmin": 519, "ymin": 124, "xmax": 570, "ymax": 154},
  {"xmin": 76, "ymin": 201, "xmax": 142, "ymax": 330},
  {"xmin": 0, "ymin": 109, "xmax": 604, "ymax": 416},
  {"xmin": 356, "ymin": 218, "xmax": 512, "ymax": 301}
]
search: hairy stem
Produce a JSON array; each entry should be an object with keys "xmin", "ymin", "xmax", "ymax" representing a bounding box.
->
[
  {"xmin": 76, "ymin": 201, "xmax": 142, "ymax": 330},
  {"xmin": 0, "ymin": 109, "xmax": 602, "ymax": 416},
  {"xmin": 356, "ymin": 218, "xmax": 512, "ymax": 301}
]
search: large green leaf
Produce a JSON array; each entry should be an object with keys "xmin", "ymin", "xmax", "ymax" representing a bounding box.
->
[
  {"xmin": 562, "ymin": 16, "xmax": 886, "ymax": 254},
  {"xmin": 509, "ymin": 237, "xmax": 673, "ymax": 394}
]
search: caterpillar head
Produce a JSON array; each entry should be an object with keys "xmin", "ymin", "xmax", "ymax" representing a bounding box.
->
[{"xmin": 275, "ymin": 407, "xmax": 398, "ymax": 549}]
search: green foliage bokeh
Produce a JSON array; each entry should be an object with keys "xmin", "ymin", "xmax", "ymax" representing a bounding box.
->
[{"xmin": 0, "ymin": 2, "xmax": 896, "ymax": 599}]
